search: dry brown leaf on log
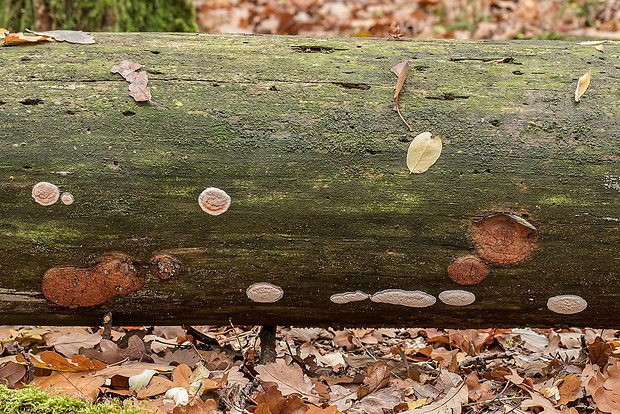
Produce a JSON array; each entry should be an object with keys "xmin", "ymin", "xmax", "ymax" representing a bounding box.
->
[
  {"xmin": 128, "ymin": 71, "xmax": 152, "ymax": 102},
  {"xmin": 406, "ymin": 132, "xmax": 442, "ymax": 174},
  {"xmin": 1, "ymin": 32, "xmax": 51, "ymax": 46},
  {"xmin": 111, "ymin": 60, "xmax": 143, "ymax": 80},
  {"xmin": 29, "ymin": 29, "xmax": 95, "ymax": 44},
  {"xmin": 390, "ymin": 61, "xmax": 412, "ymax": 131},
  {"xmin": 574, "ymin": 71, "xmax": 591, "ymax": 102}
]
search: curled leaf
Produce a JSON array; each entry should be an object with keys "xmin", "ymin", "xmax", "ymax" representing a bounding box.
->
[
  {"xmin": 390, "ymin": 61, "xmax": 412, "ymax": 131},
  {"xmin": 595, "ymin": 44, "xmax": 605, "ymax": 53},
  {"xmin": 407, "ymin": 132, "xmax": 442, "ymax": 174},
  {"xmin": 129, "ymin": 369, "xmax": 157, "ymax": 392},
  {"xmin": 30, "ymin": 29, "xmax": 95, "ymax": 44},
  {"xmin": 574, "ymin": 71, "xmax": 591, "ymax": 102}
]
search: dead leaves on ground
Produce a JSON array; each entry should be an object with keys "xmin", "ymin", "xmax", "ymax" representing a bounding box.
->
[{"xmin": 0, "ymin": 325, "xmax": 619, "ymax": 413}]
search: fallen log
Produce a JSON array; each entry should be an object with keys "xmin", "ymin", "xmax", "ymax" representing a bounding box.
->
[{"xmin": 0, "ymin": 33, "xmax": 618, "ymax": 327}]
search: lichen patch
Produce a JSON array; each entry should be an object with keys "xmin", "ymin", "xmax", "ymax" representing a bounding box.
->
[
  {"xmin": 370, "ymin": 289, "xmax": 436, "ymax": 307},
  {"xmin": 32, "ymin": 182, "xmax": 60, "ymax": 206},
  {"xmin": 246, "ymin": 282, "xmax": 284, "ymax": 303},
  {"xmin": 439, "ymin": 290, "xmax": 476, "ymax": 306},
  {"xmin": 41, "ymin": 253, "xmax": 145, "ymax": 308},
  {"xmin": 199, "ymin": 187, "xmax": 231, "ymax": 215},
  {"xmin": 547, "ymin": 295, "xmax": 588, "ymax": 314},
  {"xmin": 150, "ymin": 254, "xmax": 182, "ymax": 280},
  {"xmin": 330, "ymin": 291, "xmax": 369, "ymax": 304},
  {"xmin": 469, "ymin": 213, "xmax": 538, "ymax": 267},
  {"xmin": 448, "ymin": 255, "xmax": 489, "ymax": 285}
]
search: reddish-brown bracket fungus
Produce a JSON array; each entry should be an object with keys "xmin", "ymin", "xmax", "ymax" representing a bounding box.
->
[
  {"xmin": 370, "ymin": 289, "xmax": 436, "ymax": 308},
  {"xmin": 448, "ymin": 255, "xmax": 489, "ymax": 285},
  {"xmin": 42, "ymin": 253, "xmax": 145, "ymax": 308},
  {"xmin": 469, "ymin": 213, "xmax": 537, "ymax": 267},
  {"xmin": 150, "ymin": 254, "xmax": 182, "ymax": 280},
  {"xmin": 547, "ymin": 294, "xmax": 588, "ymax": 314},
  {"xmin": 32, "ymin": 182, "xmax": 60, "ymax": 206},
  {"xmin": 246, "ymin": 282, "xmax": 284, "ymax": 303},
  {"xmin": 60, "ymin": 192, "xmax": 74, "ymax": 205},
  {"xmin": 439, "ymin": 290, "xmax": 476, "ymax": 306},
  {"xmin": 330, "ymin": 291, "xmax": 370, "ymax": 304},
  {"xmin": 198, "ymin": 187, "xmax": 231, "ymax": 215}
]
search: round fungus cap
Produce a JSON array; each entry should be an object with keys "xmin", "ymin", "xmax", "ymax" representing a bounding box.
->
[
  {"xmin": 32, "ymin": 182, "xmax": 60, "ymax": 206},
  {"xmin": 370, "ymin": 289, "xmax": 436, "ymax": 308},
  {"xmin": 246, "ymin": 282, "xmax": 284, "ymax": 303},
  {"xmin": 469, "ymin": 213, "xmax": 537, "ymax": 267},
  {"xmin": 330, "ymin": 291, "xmax": 370, "ymax": 304},
  {"xmin": 60, "ymin": 192, "xmax": 74, "ymax": 205},
  {"xmin": 439, "ymin": 290, "xmax": 476, "ymax": 306},
  {"xmin": 547, "ymin": 294, "xmax": 587, "ymax": 314},
  {"xmin": 199, "ymin": 187, "xmax": 231, "ymax": 215},
  {"xmin": 448, "ymin": 255, "xmax": 489, "ymax": 285}
]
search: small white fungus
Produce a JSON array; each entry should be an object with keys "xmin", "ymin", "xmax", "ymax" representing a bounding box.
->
[{"xmin": 60, "ymin": 192, "xmax": 74, "ymax": 205}]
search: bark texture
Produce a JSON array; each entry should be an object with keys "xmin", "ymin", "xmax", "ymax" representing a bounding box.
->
[{"xmin": 0, "ymin": 34, "xmax": 618, "ymax": 327}]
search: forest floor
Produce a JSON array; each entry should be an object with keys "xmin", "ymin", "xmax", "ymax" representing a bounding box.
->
[
  {"xmin": 0, "ymin": 325, "xmax": 618, "ymax": 413},
  {"xmin": 192, "ymin": 0, "xmax": 620, "ymax": 40}
]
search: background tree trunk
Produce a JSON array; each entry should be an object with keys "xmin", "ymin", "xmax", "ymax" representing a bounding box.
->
[
  {"xmin": 0, "ymin": 0, "xmax": 197, "ymax": 32},
  {"xmin": 0, "ymin": 34, "xmax": 618, "ymax": 327}
]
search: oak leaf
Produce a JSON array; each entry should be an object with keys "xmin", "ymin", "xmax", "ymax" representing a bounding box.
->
[
  {"xmin": 255, "ymin": 361, "xmax": 319, "ymax": 404},
  {"xmin": 30, "ymin": 371, "xmax": 105, "ymax": 402},
  {"xmin": 0, "ymin": 363, "xmax": 26, "ymax": 388},
  {"xmin": 357, "ymin": 361, "xmax": 390, "ymax": 399},
  {"xmin": 402, "ymin": 383, "xmax": 468, "ymax": 414}
]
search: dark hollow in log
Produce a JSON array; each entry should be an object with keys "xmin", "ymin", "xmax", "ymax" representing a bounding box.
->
[{"xmin": 0, "ymin": 34, "xmax": 618, "ymax": 327}]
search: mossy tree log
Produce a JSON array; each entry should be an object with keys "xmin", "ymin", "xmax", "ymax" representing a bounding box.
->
[{"xmin": 0, "ymin": 34, "xmax": 618, "ymax": 327}]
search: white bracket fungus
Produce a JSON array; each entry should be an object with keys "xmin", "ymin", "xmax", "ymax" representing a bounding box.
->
[
  {"xmin": 198, "ymin": 187, "xmax": 231, "ymax": 215},
  {"xmin": 547, "ymin": 295, "xmax": 588, "ymax": 314},
  {"xmin": 438, "ymin": 290, "xmax": 476, "ymax": 306},
  {"xmin": 32, "ymin": 182, "xmax": 60, "ymax": 206},
  {"xmin": 370, "ymin": 289, "xmax": 436, "ymax": 308},
  {"xmin": 330, "ymin": 291, "xmax": 370, "ymax": 304},
  {"xmin": 246, "ymin": 282, "xmax": 284, "ymax": 303}
]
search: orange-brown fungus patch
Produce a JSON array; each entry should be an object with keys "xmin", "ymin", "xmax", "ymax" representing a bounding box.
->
[
  {"xmin": 448, "ymin": 255, "xmax": 489, "ymax": 285},
  {"xmin": 42, "ymin": 253, "xmax": 145, "ymax": 308},
  {"xmin": 150, "ymin": 254, "xmax": 182, "ymax": 280},
  {"xmin": 469, "ymin": 213, "xmax": 537, "ymax": 267}
]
